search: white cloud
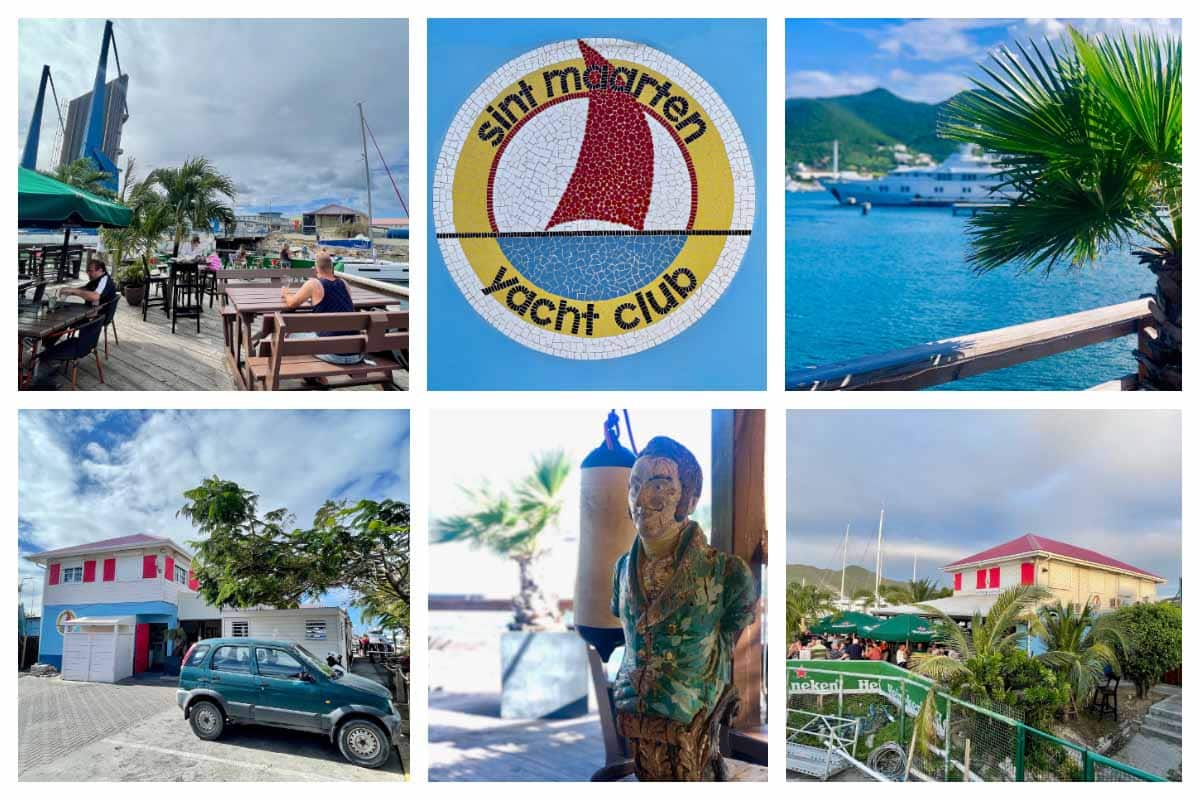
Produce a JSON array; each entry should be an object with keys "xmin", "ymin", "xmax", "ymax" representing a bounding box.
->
[
  {"xmin": 787, "ymin": 69, "xmax": 879, "ymax": 99},
  {"xmin": 17, "ymin": 19, "xmax": 410, "ymax": 215},
  {"xmin": 18, "ymin": 410, "xmax": 409, "ymax": 614},
  {"xmin": 872, "ymin": 19, "xmax": 996, "ymax": 63},
  {"xmin": 886, "ymin": 69, "xmax": 974, "ymax": 103}
]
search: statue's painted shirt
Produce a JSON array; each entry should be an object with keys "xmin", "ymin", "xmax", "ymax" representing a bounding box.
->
[{"xmin": 610, "ymin": 522, "xmax": 758, "ymax": 724}]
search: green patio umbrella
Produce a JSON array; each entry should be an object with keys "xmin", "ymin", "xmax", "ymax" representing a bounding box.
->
[
  {"xmin": 810, "ymin": 610, "xmax": 881, "ymax": 636},
  {"xmin": 865, "ymin": 613, "xmax": 936, "ymax": 644},
  {"xmin": 17, "ymin": 167, "xmax": 132, "ymax": 229}
]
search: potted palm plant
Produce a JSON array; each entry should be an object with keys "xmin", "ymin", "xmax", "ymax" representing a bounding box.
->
[
  {"xmin": 119, "ymin": 263, "xmax": 146, "ymax": 306},
  {"xmin": 435, "ymin": 450, "xmax": 588, "ymax": 718}
]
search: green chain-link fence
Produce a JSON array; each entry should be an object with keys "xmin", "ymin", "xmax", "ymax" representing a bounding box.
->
[{"xmin": 786, "ymin": 660, "xmax": 1163, "ymax": 782}]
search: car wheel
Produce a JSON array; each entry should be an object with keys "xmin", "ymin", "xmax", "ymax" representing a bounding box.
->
[
  {"xmin": 189, "ymin": 700, "xmax": 225, "ymax": 740},
  {"xmin": 338, "ymin": 718, "xmax": 390, "ymax": 769}
]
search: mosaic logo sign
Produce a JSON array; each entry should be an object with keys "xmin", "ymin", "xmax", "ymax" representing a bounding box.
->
[{"xmin": 434, "ymin": 38, "xmax": 755, "ymax": 359}]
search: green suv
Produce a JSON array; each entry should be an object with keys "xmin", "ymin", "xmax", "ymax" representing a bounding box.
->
[{"xmin": 176, "ymin": 637, "xmax": 401, "ymax": 769}]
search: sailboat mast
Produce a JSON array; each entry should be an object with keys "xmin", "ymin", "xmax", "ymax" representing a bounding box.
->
[
  {"xmin": 874, "ymin": 505, "xmax": 884, "ymax": 609},
  {"xmin": 358, "ymin": 101, "xmax": 374, "ymax": 245},
  {"xmin": 912, "ymin": 551, "xmax": 917, "ymax": 582},
  {"xmin": 840, "ymin": 524, "xmax": 849, "ymax": 605}
]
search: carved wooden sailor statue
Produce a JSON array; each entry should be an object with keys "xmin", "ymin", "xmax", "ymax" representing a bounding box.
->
[{"xmin": 610, "ymin": 436, "xmax": 757, "ymax": 780}]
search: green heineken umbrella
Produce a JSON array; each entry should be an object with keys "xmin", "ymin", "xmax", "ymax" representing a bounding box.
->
[
  {"xmin": 865, "ymin": 613, "xmax": 936, "ymax": 644},
  {"xmin": 17, "ymin": 167, "xmax": 132, "ymax": 229},
  {"xmin": 810, "ymin": 611, "xmax": 881, "ymax": 636}
]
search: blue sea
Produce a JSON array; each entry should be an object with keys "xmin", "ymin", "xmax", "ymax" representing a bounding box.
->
[{"xmin": 785, "ymin": 192, "xmax": 1154, "ymax": 390}]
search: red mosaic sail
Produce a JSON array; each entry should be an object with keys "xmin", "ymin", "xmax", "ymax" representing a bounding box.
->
[{"xmin": 546, "ymin": 40, "xmax": 655, "ymax": 231}]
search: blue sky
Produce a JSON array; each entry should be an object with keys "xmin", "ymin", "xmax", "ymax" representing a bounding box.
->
[
  {"xmin": 786, "ymin": 411, "xmax": 1181, "ymax": 597},
  {"xmin": 18, "ymin": 410, "xmax": 410, "ymax": 632},
  {"xmin": 786, "ymin": 18, "xmax": 1182, "ymax": 102},
  {"xmin": 18, "ymin": 19, "xmax": 409, "ymax": 218}
]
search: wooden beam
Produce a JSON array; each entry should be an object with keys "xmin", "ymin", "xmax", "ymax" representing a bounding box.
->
[
  {"xmin": 711, "ymin": 410, "xmax": 766, "ymax": 730},
  {"xmin": 788, "ymin": 298, "xmax": 1152, "ymax": 391}
]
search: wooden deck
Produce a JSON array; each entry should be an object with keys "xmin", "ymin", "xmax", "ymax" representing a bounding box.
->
[{"xmin": 26, "ymin": 290, "xmax": 409, "ymax": 391}]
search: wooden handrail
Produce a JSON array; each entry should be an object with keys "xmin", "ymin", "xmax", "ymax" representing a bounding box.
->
[{"xmin": 788, "ymin": 298, "xmax": 1153, "ymax": 391}]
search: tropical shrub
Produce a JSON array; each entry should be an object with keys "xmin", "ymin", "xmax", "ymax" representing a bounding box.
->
[{"xmin": 1113, "ymin": 602, "xmax": 1182, "ymax": 697}]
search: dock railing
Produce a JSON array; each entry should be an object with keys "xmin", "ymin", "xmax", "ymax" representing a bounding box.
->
[
  {"xmin": 788, "ymin": 298, "xmax": 1152, "ymax": 391},
  {"xmin": 786, "ymin": 660, "xmax": 1164, "ymax": 782}
]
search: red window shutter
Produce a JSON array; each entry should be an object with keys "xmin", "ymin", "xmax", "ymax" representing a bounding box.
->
[
  {"xmin": 49, "ymin": 563, "xmax": 60, "ymax": 585},
  {"xmin": 954, "ymin": 573, "xmax": 962, "ymax": 591},
  {"xmin": 165, "ymin": 556, "xmax": 175, "ymax": 583},
  {"xmin": 83, "ymin": 560, "xmax": 97, "ymax": 583},
  {"xmin": 976, "ymin": 569, "xmax": 986, "ymax": 589},
  {"xmin": 142, "ymin": 555, "xmax": 157, "ymax": 579},
  {"xmin": 187, "ymin": 569, "xmax": 199, "ymax": 591},
  {"xmin": 1021, "ymin": 562, "xmax": 1034, "ymax": 585},
  {"xmin": 103, "ymin": 558, "xmax": 116, "ymax": 581},
  {"xmin": 989, "ymin": 567, "xmax": 1001, "ymax": 588}
]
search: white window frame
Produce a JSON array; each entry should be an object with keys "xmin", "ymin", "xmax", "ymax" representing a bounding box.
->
[
  {"xmin": 305, "ymin": 620, "xmax": 328, "ymax": 641},
  {"xmin": 61, "ymin": 565, "xmax": 84, "ymax": 584},
  {"xmin": 230, "ymin": 620, "xmax": 250, "ymax": 638},
  {"xmin": 174, "ymin": 564, "xmax": 188, "ymax": 584}
]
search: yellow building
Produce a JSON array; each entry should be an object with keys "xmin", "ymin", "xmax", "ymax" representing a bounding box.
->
[{"xmin": 942, "ymin": 533, "xmax": 1164, "ymax": 611}]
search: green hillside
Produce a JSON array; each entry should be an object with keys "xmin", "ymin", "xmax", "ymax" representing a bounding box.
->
[
  {"xmin": 785, "ymin": 88, "xmax": 964, "ymax": 174},
  {"xmin": 786, "ymin": 563, "xmax": 905, "ymax": 596}
]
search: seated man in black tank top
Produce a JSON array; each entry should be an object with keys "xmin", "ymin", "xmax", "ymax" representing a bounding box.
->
[{"xmin": 278, "ymin": 253, "xmax": 363, "ymax": 364}]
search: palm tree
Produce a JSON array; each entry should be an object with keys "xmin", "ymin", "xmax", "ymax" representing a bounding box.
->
[
  {"xmin": 50, "ymin": 158, "xmax": 116, "ymax": 198},
  {"xmin": 909, "ymin": 584, "xmax": 1050, "ymax": 701},
  {"xmin": 941, "ymin": 28, "xmax": 1182, "ymax": 389},
  {"xmin": 1034, "ymin": 601, "xmax": 1131, "ymax": 715},
  {"xmin": 786, "ymin": 582, "xmax": 836, "ymax": 639},
  {"xmin": 101, "ymin": 158, "xmax": 173, "ymax": 274},
  {"xmin": 884, "ymin": 578, "xmax": 944, "ymax": 605},
  {"xmin": 147, "ymin": 156, "xmax": 236, "ymax": 256},
  {"xmin": 433, "ymin": 450, "xmax": 573, "ymax": 630}
]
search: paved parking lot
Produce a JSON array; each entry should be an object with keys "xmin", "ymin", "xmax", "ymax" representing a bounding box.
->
[{"xmin": 19, "ymin": 675, "xmax": 407, "ymax": 781}]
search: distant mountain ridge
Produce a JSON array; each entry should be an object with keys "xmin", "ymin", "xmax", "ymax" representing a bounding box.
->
[
  {"xmin": 785, "ymin": 87, "xmax": 966, "ymax": 174},
  {"xmin": 786, "ymin": 563, "xmax": 906, "ymax": 596}
]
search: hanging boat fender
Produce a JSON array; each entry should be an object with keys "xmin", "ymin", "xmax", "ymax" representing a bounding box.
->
[{"xmin": 574, "ymin": 411, "xmax": 637, "ymax": 662}]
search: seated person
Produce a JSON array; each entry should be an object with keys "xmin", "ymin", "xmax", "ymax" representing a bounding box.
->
[
  {"xmin": 276, "ymin": 253, "xmax": 362, "ymax": 365},
  {"xmin": 59, "ymin": 258, "xmax": 116, "ymax": 307},
  {"xmin": 178, "ymin": 234, "xmax": 205, "ymax": 261}
]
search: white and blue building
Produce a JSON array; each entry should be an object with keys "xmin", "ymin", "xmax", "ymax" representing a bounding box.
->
[{"xmin": 26, "ymin": 534, "xmax": 353, "ymax": 681}]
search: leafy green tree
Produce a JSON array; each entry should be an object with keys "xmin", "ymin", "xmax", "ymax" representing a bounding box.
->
[
  {"xmin": 148, "ymin": 156, "xmax": 236, "ymax": 256},
  {"xmin": 177, "ymin": 476, "xmax": 409, "ymax": 639},
  {"xmin": 942, "ymin": 28, "xmax": 1182, "ymax": 389},
  {"xmin": 433, "ymin": 450, "xmax": 572, "ymax": 630},
  {"xmin": 786, "ymin": 582, "xmax": 836, "ymax": 640},
  {"xmin": 1034, "ymin": 601, "xmax": 1131, "ymax": 715},
  {"xmin": 1113, "ymin": 601, "xmax": 1182, "ymax": 697},
  {"xmin": 850, "ymin": 586, "xmax": 878, "ymax": 609},
  {"xmin": 49, "ymin": 158, "xmax": 116, "ymax": 198}
]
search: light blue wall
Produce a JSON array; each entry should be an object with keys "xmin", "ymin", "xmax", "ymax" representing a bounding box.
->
[
  {"xmin": 427, "ymin": 19, "xmax": 767, "ymax": 390},
  {"xmin": 39, "ymin": 601, "xmax": 179, "ymax": 667}
]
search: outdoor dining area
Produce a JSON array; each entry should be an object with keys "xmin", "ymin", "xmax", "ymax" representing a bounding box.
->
[{"xmin": 17, "ymin": 167, "xmax": 410, "ymax": 391}]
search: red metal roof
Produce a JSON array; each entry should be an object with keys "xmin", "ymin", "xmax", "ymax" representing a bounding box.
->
[
  {"xmin": 28, "ymin": 534, "xmax": 187, "ymax": 560},
  {"xmin": 943, "ymin": 533, "xmax": 1163, "ymax": 580}
]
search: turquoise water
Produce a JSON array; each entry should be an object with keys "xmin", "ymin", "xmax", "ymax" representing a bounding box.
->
[{"xmin": 784, "ymin": 191, "xmax": 1154, "ymax": 390}]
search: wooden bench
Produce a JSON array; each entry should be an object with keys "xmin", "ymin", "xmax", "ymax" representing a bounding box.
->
[
  {"xmin": 212, "ymin": 269, "xmax": 300, "ymax": 346},
  {"xmin": 245, "ymin": 310, "xmax": 408, "ymax": 390}
]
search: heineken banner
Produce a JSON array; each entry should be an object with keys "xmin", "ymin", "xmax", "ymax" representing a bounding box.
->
[{"xmin": 786, "ymin": 659, "xmax": 947, "ymax": 722}]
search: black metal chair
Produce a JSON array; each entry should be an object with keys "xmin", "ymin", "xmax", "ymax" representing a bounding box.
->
[
  {"xmin": 102, "ymin": 292, "xmax": 121, "ymax": 358},
  {"xmin": 141, "ymin": 263, "xmax": 169, "ymax": 321},
  {"xmin": 201, "ymin": 268, "xmax": 220, "ymax": 308},
  {"xmin": 170, "ymin": 263, "xmax": 204, "ymax": 334},
  {"xmin": 1089, "ymin": 673, "xmax": 1120, "ymax": 721},
  {"xmin": 34, "ymin": 302, "xmax": 111, "ymax": 390}
]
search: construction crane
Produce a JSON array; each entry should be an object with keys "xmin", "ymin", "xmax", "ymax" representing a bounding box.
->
[
  {"xmin": 20, "ymin": 64, "xmax": 65, "ymax": 171},
  {"xmin": 79, "ymin": 20, "xmax": 125, "ymax": 192}
]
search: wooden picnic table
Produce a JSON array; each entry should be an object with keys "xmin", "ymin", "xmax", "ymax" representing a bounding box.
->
[
  {"xmin": 17, "ymin": 300, "xmax": 96, "ymax": 386},
  {"xmin": 225, "ymin": 283, "xmax": 397, "ymax": 390}
]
